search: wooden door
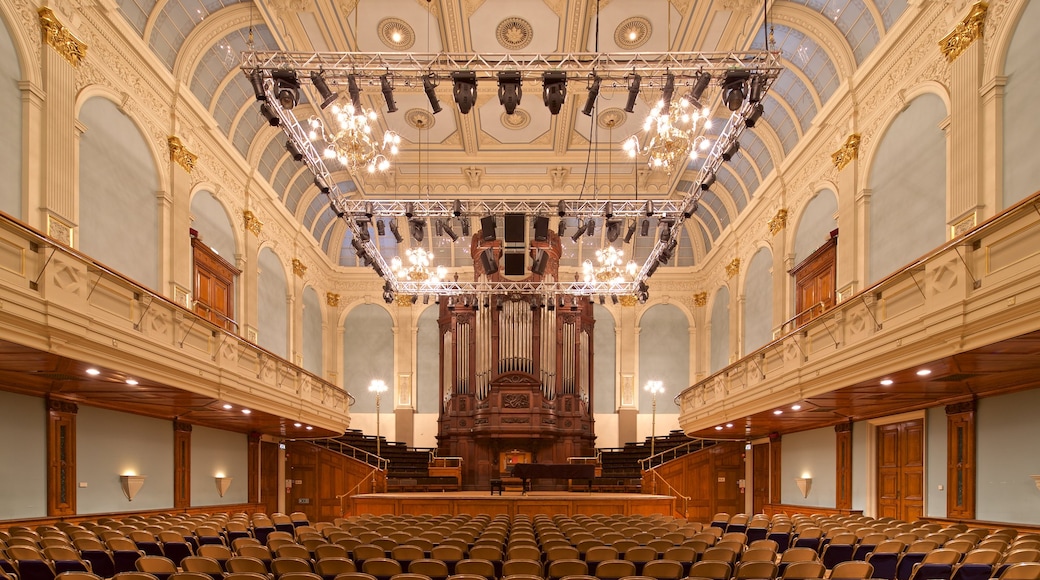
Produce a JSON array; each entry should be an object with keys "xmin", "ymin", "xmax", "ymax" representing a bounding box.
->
[
  {"xmin": 790, "ymin": 234, "xmax": 837, "ymax": 325},
  {"xmin": 877, "ymin": 419, "xmax": 924, "ymax": 520},
  {"xmin": 752, "ymin": 443, "xmax": 769, "ymax": 514},
  {"xmin": 192, "ymin": 236, "xmax": 240, "ymax": 331},
  {"xmin": 260, "ymin": 441, "xmax": 280, "ymax": 516}
]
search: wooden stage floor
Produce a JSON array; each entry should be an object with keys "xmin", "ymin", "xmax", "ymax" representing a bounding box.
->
[{"xmin": 348, "ymin": 491, "xmax": 677, "ymax": 517}]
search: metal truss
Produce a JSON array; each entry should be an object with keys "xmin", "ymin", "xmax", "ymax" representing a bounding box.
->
[
  {"xmin": 331, "ymin": 199, "xmax": 690, "ymax": 218},
  {"xmin": 394, "ymin": 279, "xmax": 641, "ymax": 298}
]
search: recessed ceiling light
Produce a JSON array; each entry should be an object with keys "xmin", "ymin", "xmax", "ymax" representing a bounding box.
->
[
  {"xmin": 391, "ymin": 31, "xmax": 402, "ymax": 42},
  {"xmin": 725, "ymin": 423, "xmax": 733, "ymax": 428},
  {"xmin": 125, "ymin": 379, "xmax": 138, "ymax": 385},
  {"xmin": 294, "ymin": 422, "xmax": 302, "ymax": 428},
  {"xmin": 86, "ymin": 368, "xmax": 100, "ymax": 376},
  {"xmin": 305, "ymin": 426, "xmax": 313, "ymax": 431},
  {"xmin": 241, "ymin": 409, "xmax": 251, "ymax": 415},
  {"xmin": 880, "ymin": 379, "xmax": 894, "ymax": 386},
  {"xmin": 222, "ymin": 403, "xmax": 233, "ymax": 410},
  {"xmin": 773, "ymin": 409, "xmax": 783, "ymax": 415},
  {"xmin": 715, "ymin": 425, "xmax": 723, "ymax": 431},
  {"xmin": 916, "ymin": 369, "xmax": 932, "ymax": 376},
  {"xmin": 791, "ymin": 404, "xmax": 802, "ymax": 411}
]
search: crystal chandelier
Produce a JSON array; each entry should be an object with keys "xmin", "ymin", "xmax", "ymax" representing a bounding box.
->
[
  {"xmin": 307, "ymin": 101, "xmax": 400, "ymax": 173},
  {"xmin": 623, "ymin": 94, "xmax": 713, "ymax": 173},
  {"xmin": 583, "ymin": 246, "xmax": 638, "ymax": 285},
  {"xmin": 391, "ymin": 247, "xmax": 447, "ymax": 283}
]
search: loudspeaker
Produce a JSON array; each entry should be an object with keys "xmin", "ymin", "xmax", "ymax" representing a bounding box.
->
[
  {"xmin": 479, "ymin": 248, "xmax": 498, "ymax": 274},
  {"xmin": 504, "ymin": 252, "xmax": 525, "ymax": 276},
  {"xmin": 480, "ymin": 216, "xmax": 497, "ymax": 241},
  {"xmin": 504, "ymin": 213, "xmax": 526, "ymax": 243},
  {"xmin": 533, "ymin": 216, "xmax": 549, "ymax": 241},
  {"xmin": 530, "ymin": 250, "xmax": 549, "ymax": 275}
]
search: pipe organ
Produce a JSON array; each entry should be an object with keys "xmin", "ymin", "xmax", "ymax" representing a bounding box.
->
[{"xmin": 437, "ymin": 225, "xmax": 596, "ymax": 489}]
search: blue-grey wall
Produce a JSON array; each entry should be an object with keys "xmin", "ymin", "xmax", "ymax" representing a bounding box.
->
[
  {"xmin": 977, "ymin": 389, "xmax": 1040, "ymax": 523},
  {"xmin": 190, "ymin": 425, "xmax": 248, "ymax": 506},
  {"xmin": 189, "ymin": 191, "xmax": 236, "ymax": 261},
  {"xmin": 78, "ymin": 97, "xmax": 159, "ymax": 290},
  {"xmin": 257, "ymin": 247, "xmax": 288, "ymax": 358},
  {"xmin": 593, "ymin": 304, "xmax": 616, "ymax": 414},
  {"xmin": 638, "ymin": 304, "xmax": 689, "ymax": 413},
  {"xmin": 77, "ymin": 405, "xmax": 173, "ymax": 513},
  {"xmin": 710, "ymin": 287, "xmax": 731, "ymax": 373},
  {"xmin": 343, "ymin": 304, "xmax": 394, "ymax": 413},
  {"xmin": 867, "ymin": 94, "xmax": 947, "ymax": 283},
  {"xmin": 743, "ymin": 247, "xmax": 774, "ymax": 353},
  {"xmin": 926, "ymin": 406, "xmax": 947, "ymax": 518},
  {"xmin": 0, "ymin": 16, "xmax": 21, "ymax": 218},
  {"xmin": 781, "ymin": 426, "xmax": 836, "ymax": 507},
  {"xmin": 415, "ymin": 305, "xmax": 440, "ymax": 413},
  {"xmin": 0, "ymin": 392, "xmax": 46, "ymax": 519},
  {"xmin": 1003, "ymin": 0, "xmax": 1040, "ymax": 207},
  {"xmin": 301, "ymin": 286, "xmax": 323, "ymax": 376},
  {"xmin": 793, "ymin": 190, "xmax": 837, "ymax": 265},
  {"xmin": 851, "ymin": 420, "xmax": 867, "ymax": 512}
]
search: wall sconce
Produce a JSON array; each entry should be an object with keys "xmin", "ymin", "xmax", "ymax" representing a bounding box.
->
[
  {"xmin": 119, "ymin": 474, "xmax": 146, "ymax": 502},
  {"xmin": 215, "ymin": 475, "xmax": 233, "ymax": 498},
  {"xmin": 795, "ymin": 477, "xmax": 813, "ymax": 498},
  {"xmin": 1031, "ymin": 475, "xmax": 1040, "ymax": 492}
]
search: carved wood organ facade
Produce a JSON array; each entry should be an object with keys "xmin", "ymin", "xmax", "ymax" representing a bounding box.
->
[{"xmin": 436, "ymin": 223, "xmax": 596, "ymax": 489}]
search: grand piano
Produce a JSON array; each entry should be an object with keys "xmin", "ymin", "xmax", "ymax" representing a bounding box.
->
[{"xmin": 511, "ymin": 463, "xmax": 596, "ymax": 493}]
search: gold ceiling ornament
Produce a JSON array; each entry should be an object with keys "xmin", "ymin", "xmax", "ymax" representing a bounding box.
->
[
  {"xmin": 243, "ymin": 210, "xmax": 263, "ymax": 236},
  {"xmin": 725, "ymin": 258, "xmax": 741, "ymax": 278},
  {"xmin": 377, "ymin": 17, "xmax": 415, "ymax": 50},
  {"xmin": 831, "ymin": 133, "xmax": 861, "ymax": 170},
  {"xmin": 939, "ymin": 2, "xmax": 988, "ymax": 62},
  {"xmin": 615, "ymin": 17, "xmax": 652, "ymax": 50},
  {"xmin": 396, "ymin": 294, "xmax": 416, "ymax": 307},
  {"xmin": 292, "ymin": 258, "xmax": 307, "ymax": 277},
  {"xmin": 618, "ymin": 295, "xmax": 638, "ymax": 308},
  {"xmin": 496, "ymin": 17, "xmax": 534, "ymax": 50},
  {"xmin": 768, "ymin": 208, "xmax": 789, "ymax": 236},
  {"xmin": 38, "ymin": 8, "xmax": 87, "ymax": 67},
  {"xmin": 693, "ymin": 292, "xmax": 708, "ymax": 307},
  {"xmin": 167, "ymin": 136, "xmax": 198, "ymax": 173},
  {"xmin": 326, "ymin": 292, "xmax": 340, "ymax": 307}
]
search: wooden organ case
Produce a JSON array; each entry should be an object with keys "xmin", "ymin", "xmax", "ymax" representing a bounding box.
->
[{"xmin": 436, "ymin": 224, "xmax": 596, "ymax": 490}]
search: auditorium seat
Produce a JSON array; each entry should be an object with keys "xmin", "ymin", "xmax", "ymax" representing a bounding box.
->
[
  {"xmin": 134, "ymin": 556, "xmax": 178, "ymax": 580},
  {"xmin": 1000, "ymin": 563, "xmax": 1040, "ymax": 580},
  {"xmin": 949, "ymin": 549, "xmax": 1002, "ymax": 580},
  {"xmin": 181, "ymin": 556, "xmax": 225, "ymax": 580},
  {"xmin": 831, "ymin": 561, "xmax": 874, "ymax": 580},
  {"xmin": 905, "ymin": 548, "xmax": 961, "ymax": 580},
  {"xmin": 640, "ymin": 559, "xmax": 683, "ymax": 580},
  {"xmin": 687, "ymin": 560, "xmax": 732, "ymax": 580}
]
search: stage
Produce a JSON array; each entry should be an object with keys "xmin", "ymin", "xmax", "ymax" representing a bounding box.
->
[{"xmin": 347, "ymin": 491, "xmax": 677, "ymax": 517}]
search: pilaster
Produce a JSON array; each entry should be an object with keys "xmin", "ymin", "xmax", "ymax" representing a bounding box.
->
[{"xmin": 39, "ymin": 11, "xmax": 81, "ymax": 241}]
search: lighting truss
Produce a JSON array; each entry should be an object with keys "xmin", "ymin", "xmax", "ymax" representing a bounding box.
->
[{"xmin": 245, "ymin": 50, "xmax": 782, "ymax": 301}]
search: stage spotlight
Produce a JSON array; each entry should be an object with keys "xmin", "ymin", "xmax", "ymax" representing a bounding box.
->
[
  {"xmin": 644, "ymin": 200, "xmax": 655, "ymax": 216},
  {"xmin": 603, "ymin": 201, "xmax": 614, "ymax": 219},
  {"xmin": 434, "ymin": 218, "xmax": 443, "ymax": 238},
  {"xmin": 558, "ymin": 218, "xmax": 568, "ymax": 237},
  {"xmin": 683, "ymin": 200, "xmax": 699, "ymax": 219},
  {"xmin": 388, "ymin": 218, "xmax": 404, "ymax": 243},
  {"xmin": 330, "ymin": 201, "xmax": 346, "ymax": 219},
  {"xmin": 722, "ymin": 70, "xmax": 750, "ymax": 111},
  {"xmin": 272, "ymin": 70, "xmax": 300, "ymax": 109},
  {"xmin": 409, "ymin": 217, "xmax": 426, "ymax": 242},
  {"xmin": 581, "ymin": 74, "xmax": 601, "ymax": 117},
  {"xmin": 606, "ymin": 219, "xmax": 622, "ymax": 242},
  {"xmin": 376, "ymin": 219, "xmax": 386, "ymax": 237},
  {"xmin": 497, "ymin": 71, "xmax": 522, "ymax": 114},
  {"xmin": 542, "ymin": 71, "xmax": 567, "ymax": 115},
  {"xmin": 452, "ymin": 199, "xmax": 463, "ymax": 217},
  {"xmin": 688, "ymin": 71, "xmax": 711, "ymax": 109},
  {"xmin": 570, "ymin": 219, "xmax": 589, "ymax": 242},
  {"xmin": 380, "ymin": 74, "xmax": 398, "ymax": 113},
  {"xmin": 313, "ymin": 174, "xmax": 329, "ymax": 194},
  {"xmin": 423, "ymin": 73, "xmax": 443, "ymax": 114},
  {"xmin": 260, "ymin": 102, "xmax": 280, "ymax": 126},
  {"xmin": 250, "ymin": 69, "xmax": 267, "ymax": 101},
  {"xmin": 347, "ymin": 74, "xmax": 362, "ymax": 110},
  {"xmin": 624, "ymin": 220, "xmax": 637, "ymax": 243},
  {"xmin": 745, "ymin": 103, "xmax": 764, "ymax": 128},
  {"xmin": 722, "ymin": 140, "xmax": 741, "ymax": 161},
  {"xmin": 661, "ymin": 72, "xmax": 675, "ymax": 114},
  {"xmin": 624, "ymin": 73, "xmax": 641, "ymax": 113},
  {"xmin": 557, "ymin": 200, "xmax": 567, "ymax": 217},
  {"xmin": 701, "ymin": 171, "xmax": 717, "ymax": 190},
  {"xmin": 422, "ymin": 295, "xmax": 430, "ymax": 305},
  {"xmin": 658, "ymin": 217, "xmax": 675, "ymax": 242},
  {"xmin": 585, "ymin": 218, "xmax": 596, "ymax": 237},
  {"xmin": 440, "ymin": 219, "xmax": 459, "ymax": 242},
  {"xmin": 310, "ymin": 71, "xmax": 339, "ymax": 110},
  {"xmin": 748, "ymin": 73, "xmax": 765, "ymax": 103},
  {"xmin": 460, "ymin": 218, "xmax": 471, "ymax": 237},
  {"xmin": 452, "ymin": 71, "xmax": 477, "ymax": 114},
  {"xmin": 356, "ymin": 219, "xmax": 371, "ymax": 241},
  {"xmin": 640, "ymin": 218, "xmax": 651, "ymax": 237},
  {"xmin": 404, "ymin": 202, "xmax": 415, "ymax": 218},
  {"xmin": 285, "ymin": 139, "xmax": 303, "ymax": 162}
]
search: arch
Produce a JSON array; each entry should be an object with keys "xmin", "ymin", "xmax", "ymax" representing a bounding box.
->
[
  {"xmin": 77, "ymin": 96, "xmax": 161, "ymax": 290},
  {"xmin": 638, "ymin": 303, "xmax": 690, "ymax": 414},
  {"xmin": 743, "ymin": 246, "xmax": 775, "ymax": 354},
  {"xmin": 592, "ymin": 303, "xmax": 617, "ymax": 414},
  {"xmin": 301, "ymin": 286, "xmax": 324, "ymax": 376},
  {"xmin": 709, "ymin": 285, "xmax": 732, "ymax": 373},
  {"xmin": 770, "ymin": 3, "xmax": 858, "ymax": 79},
  {"xmin": 343, "ymin": 303, "xmax": 395, "ymax": 413},
  {"xmin": 985, "ymin": 0, "xmax": 1034, "ymax": 79},
  {"xmin": 0, "ymin": 2, "xmax": 41, "ymax": 87},
  {"xmin": 792, "ymin": 187, "xmax": 838, "ymax": 265},
  {"xmin": 866, "ymin": 92, "xmax": 947, "ymax": 283},
  {"xmin": 0, "ymin": 11, "xmax": 23, "ymax": 217},
  {"xmin": 188, "ymin": 189, "xmax": 237, "ymax": 261},
  {"xmin": 256, "ymin": 246, "xmax": 289, "ymax": 358},
  {"xmin": 998, "ymin": 0, "xmax": 1040, "ymax": 207}
]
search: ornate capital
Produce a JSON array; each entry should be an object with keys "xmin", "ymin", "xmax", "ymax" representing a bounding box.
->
[
  {"xmin": 939, "ymin": 2, "xmax": 988, "ymax": 62},
  {"xmin": 834, "ymin": 422, "xmax": 852, "ymax": 433},
  {"xmin": 946, "ymin": 400, "xmax": 976, "ymax": 415},
  {"xmin": 243, "ymin": 210, "xmax": 263, "ymax": 236},
  {"xmin": 291, "ymin": 258, "xmax": 307, "ymax": 277},
  {"xmin": 768, "ymin": 208, "xmax": 788, "ymax": 236},
  {"xmin": 618, "ymin": 295, "xmax": 637, "ymax": 307},
  {"xmin": 38, "ymin": 8, "xmax": 86, "ymax": 67},
  {"xmin": 167, "ymin": 136, "xmax": 198, "ymax": 173},
  {"xmin": 396, "ymin": 294, "xmax": 415, "ymax": 307},
  {"xmin": 831, "ymin": 133, "xmax": 861, "ymax": 170},
  {"xmin": 47, "ymin": 398, "xmax": 79, "ymax": 414},
  {"xmin": 326, "ymin": 292, "xmax": 341, "ymax": 307},
  {"xmin": 693, "ymin": 292, "xmax": 708, "ymax": 307},
  {"xmin": 725, "ymin": 258, "xmax": 741, "ymax": 278}
]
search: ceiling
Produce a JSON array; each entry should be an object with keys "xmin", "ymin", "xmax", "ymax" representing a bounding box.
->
[{"xmin": 114, "ymin": 0, "xmax": 907, "ymax": 270}]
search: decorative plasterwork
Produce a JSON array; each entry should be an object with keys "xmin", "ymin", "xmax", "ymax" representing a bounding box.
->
[
  {"xmin": 939, "ymin": 2, "xmax": 988, "ymax": 62},
  {"xmin": 378, "ymin": 18, "xmax": 415, "ymax": 50},
  {"xmin": 38, "ymin": 8, "xmax": 86, "ymax": 67},
  {"xmin": 47, "ymin": 215, "xmax": 74, "ymax": 247},
  {"xmin": 496, "ymin": 17, "xmax": 534, "ymax": 50},
  {"xmin": 326, "ymin": 292, "xmax": 341, "ymax": 307},
  {"xmin": 598, "ymin": 108, "xmax": 627, "ymax": 130},
  {"xmin": 501, "ymin": 109, "xmax": 531, "ymax": 130},
  {"xmin": 405, "ymin": 109, "xmax": 436, "ymax": 130},
  {"xmin": 725, "ymin": 258, "xmax": 741, "ymax": 278},
  {"xmin": 615, "ymin": 17, "xmax": 652, "ymax": 49},
  {"xmin": 693, "ymin": 292, "xmax": 708, "ymax": 307},
  {"xmin": 396, "ymin": 294, "xmax": 414, "ymax": 307},
  {"xmin": 618, "ymin": 295, "xmax": 637, "ymax": 307},
  {"xmin": 292, "ymin": 259, "xmax": 307, "ymax": 277},
  {"xmin": 167, "ymin": 136, "xmax": 198, "ymax": 173},
  {"xmin": 831, "ymin": 133, "xmax": 861, "ymax": 170},
  {"xmin": 243, "ymin": 211, "xmax": 263, "ymax": 236},
  {"xmin": 951, "ymin": 212, "xmax": 977, "ymax": 238},
  {"xmin": 768, "ymin": 208, "xmax": 789, "ymax": 236}
]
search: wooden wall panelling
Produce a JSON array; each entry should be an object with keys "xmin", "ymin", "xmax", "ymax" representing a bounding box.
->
[
  {"xmin": 260, "ymin": 441, "xmax": 280, "ymax": 516},
  {"xmin": 46, "ymin": 398, "xmax": 77, "ymax": 516},
  {"xmin": 173, "ymin": 422, "xmax": 191, "ymax": 509},
  {"xmin": 284, "ymin": 441, "xmax": 385, "ymax": 521},
  {"xmin": 946, "ymin": 401, "xmax": 976, "ymax": 519},
  {"xmin": 836, "ymin": 422, "xmax": 852, "ymax": 510}
]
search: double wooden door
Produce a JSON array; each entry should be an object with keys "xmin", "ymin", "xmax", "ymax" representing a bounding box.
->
[{"xmin": 877, "ymin": 419, "xmax": 924, "ymax": 520}]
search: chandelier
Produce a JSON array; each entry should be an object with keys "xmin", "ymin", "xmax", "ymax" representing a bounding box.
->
[
  {"xmin": 391, "ymin": 247, "xmax": 447, "ymax": 283},
  {"xmin": 307, "ymin": 101, "xmax": 400, "ymax": 173},
  {"xmin": 623, "ymin": 93, "xmax": 713, "ymax": 173},
  {"xmin": 583, "ymin": 246, "xmax": 638, "ymax": 285}
]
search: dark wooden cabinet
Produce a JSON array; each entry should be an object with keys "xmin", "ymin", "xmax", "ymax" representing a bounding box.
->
[{"xmin": 790, "ymin": 234, "xmax": 837, "ymax": 326}]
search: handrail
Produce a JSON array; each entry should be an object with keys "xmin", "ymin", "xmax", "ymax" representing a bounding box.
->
[
  {"xmin": 675, "ymin": 192, "xmax": 1040, "ymax": 406},
  {"xmin": 645, "ymin": 468, "xmax": 691, "ymax": 518},
  {"xmin": 778, "ymin": 301, "xmax": 826, "ymax": 334},
  {"xmin": 638, "ymin": 437, "xmax": 741, "ymax": 471},
  {"xmin": 338, "ymin": 466, "xmax": 383, "ymax": 499},
  {"xmin": 302, "ymin": 438, "xmax": 389, "ymax": 471},
  {"xmin": 0, "ymin": 210, "xmax": 356, "ymax": 408},
  {"xmin": 191, "ymin": 300, "xmax": 240, "ymax": 329}
]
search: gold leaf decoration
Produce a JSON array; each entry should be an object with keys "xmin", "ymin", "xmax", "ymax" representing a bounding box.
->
[
  {"xmin": 396, "ymin": 295, "xmax": 415, "ymax": 307},
  {"xmin": 693, "ymin": 292, "xmax": 708, "ymax": 307},
  {"xmin": 939, "ymin": 2, "xmax": 988, "ymax": 62},
  {"xmin": 38, "ymin": 8, "xmax": 86, "ymax": 67},
  {"xmin": 831, "ymin": 133, "xmax": 861, "ymax": 171},
  {"xmin": 292, "ymin": 258, "xmax": 307, "ymax": 277},
  {"xmin": 618, "ymin": 295, "xmax": 637, "ymax": 307},
  {"xmin": 725, "ymin": 258, "xmax": 741, "ymax": 278},
  {"xmin": 768, "ymin": 208, "xmax": 788, "ymax": 236},
  {"xmin": 326, "ymin": 292, "xmax": 340, "ymax": 307},
  {"xmin": 243, "ymin": 210, "xmax": 263, "ymax": 236},
  {"xmin": 167, "ymin": 136, "xmax": 198, "ymax": 173}
]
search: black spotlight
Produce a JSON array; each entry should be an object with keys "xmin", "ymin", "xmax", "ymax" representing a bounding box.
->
[
  {"xmin": 661, "ymin": 72, "xmax": 675, "ymax": 114},
  {"xmin": 688, "ymin": 71, "xmax": 711, "ymax": 109},
  {"xmin": 452, "ymin": 71, "xmax": 478, "ymax": 114},
  {"xmin": 310, "ymin": 71, "xmax": 339, "ymax": 110},
  {"xmin": 606, "ymin": 219, "xmax": 622, "ymax": 242},
  {"xmin": 585, "ymin": 218, "xmax": 596, "ymax": 237},
  {"xmin": 440, "ymin": 219, "xmax": 459, "ymax": 242},
  {"xmin": 542, "ymin": 71, "xmax": 568, "ymax": 115},
  {"xmin": 623, "ymin": 220, "xmax": 637, "ymax": 243},
  {"xmin": 558, "ymin": 218, "xmax": 568, "ymax": 237},
  {"xmin": 249, "ymin": 69, "xmax": 267, "ymax": 101},
  {"xmin": 480, "ymin": 215, "xmax": 497, "ymax": 241},
  {"xmin": 581, "ymin": 74, "xmax": 601, "ymax": 117},
  {"xmin": 376, "ymin": 219, "xmax": 386, "ymax": 237},
  {"xmin": 347, "ymin": 74, "xmax": 362, "ymax": 110},
  {"xmin": 745, "ymin": 103, "xmax": 765, "ymax": 128},
  {"xmin": 380, "ymin": 74, "xmax": 398, "ymax": 113},
  {"xmin": 557, "ymin": 200, "xmax": 568, "ymax": 217},
  {"xmin": 388, "ymin": 218, "xmax": 404, "ymax": 243},
  {"xmin": 497, "ymin": 71, "xmax": 522, "ymax": 114},
  {"xmin": 460, "ymin": 218, "xmax": 471, "ymax": 237},
  {"xmin": 313, "ymin": 174, "xmax": 330, "ymax": 194},
  {"xmin": 722, "ymin": 70, "xmax": 750, "ymax": 112},
  {"xmin": 722, "ymin": 140, "xmax": 741, "ymax": 161},
  {"xmin": 640, "ymin": 219, "xmax": 651, "ymax": 237},
  {"xmin": 260, "ymin": 102, "xmax": 280, "ymax": 126},
  {"xmin": 423, "ymin": 73, "xmax": 443, "ymax": 114},
  {"xmin": 701, "ymin": 171, "xmax": 717, "ymax": 190},
  {"xmin": 409, "ymin": 217, "xmax": 426, "ymax": 242},
  {"xmin": 452, "ymin": 199, "xmax": 463, "ymax": 217},
  {"xmin": 570, "ymin": 219, "xmax": 589, "ymax": 242},
  {"xmin": 683, "ymin": 200, "xmax": 699, "ymax": 219},
  {"xmin": 748, "ymin": 73, "xmax": 765, "ymax": 103},
  {"xmin": 272, "ymin": 70, "xmax": 300, "ymax": 110},
  {"xmin": 285, "ymin": 139, "xmax": 303, "ymax": 162},
  {"xmin": 624, "ymin": 73, "xmax": 641, "ymax": 113}
]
